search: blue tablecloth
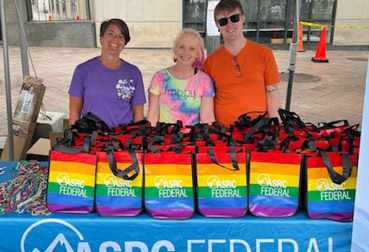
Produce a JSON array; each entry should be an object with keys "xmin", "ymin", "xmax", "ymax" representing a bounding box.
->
[{"xmin": 0, "ymin": 161, "xmax": 352, "ymax": 252}]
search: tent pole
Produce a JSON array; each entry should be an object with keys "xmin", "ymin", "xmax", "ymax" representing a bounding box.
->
[
  {"xmin": 16, "ymin": 0, "xmax": 30, "ymax": 77},
  {"xmin": 285, "ymin": 0, "xmax": 301, "ymax": 111},
  {"xmin": 1, "ymin": 0, "xmax": 15, "ymax": 160}
]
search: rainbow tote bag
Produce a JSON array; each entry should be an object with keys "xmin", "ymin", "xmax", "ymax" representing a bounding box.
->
[
  {"xmin": 248, "ymin": 151, "xmax": 301, "ymax": 217},
  {"xmin": 304, "ymin": 150, "xmax": 357, "ymax": 221},
  {"xmin": 47, "ymin": 150, "xmax": 97, "ymax": 213},
  {"xmin": 144, "ymin": 152, "xmax": 195, "ymax": 219},
  {"xmin": 196, "ymin": 147, "xmax": 247, "ymax": 217},
  {"xmin": 95, "ymin": 150, "xmax": 143, "ymax": 216}
]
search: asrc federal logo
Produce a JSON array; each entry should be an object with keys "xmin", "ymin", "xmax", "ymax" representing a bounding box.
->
[
  {"xmin": 207, "ymin": 175, "xmax": 237, "ymax": 189},
  {"xmin": 57, "ymin": 173, "xmax": 85, "ymax": 188},
  {"xmin": 257, "ymin": 173, "xmax": 291, "ymax": 197},
  {"xmin": 154, "ymin": 176, "xmax": 183, "ymax": 189},
  {"xmin": 206, "ymin": 175, "xmax": 241, "ymax": 198},
  {"xmin": 21, "ymin": 219, "xmax": 87, "ymax": 252},
  {"xmin": 257, "ymin": 173, "xmax": 287, "ymax": 188},
  {"xmin": 315, "ymin": 178, "xmax": 351, "ymax": 201},
  {"xmin": 20, "ymin": 219, "xmax": 177, "ymax": 252},
  {"xmin": 153, "ymin": 176, "xmax": 188, "ymax": 198},
  {"xmin": 103, "ymin": 174, "xmax": 137, "ymax": 197},
  {"xmin": 103, "ymin": 174, "xmax": 133, "ymax": 188},
  {"xmin": 316, "ymin": 178, "xmax": 346, "ymax": 191}
]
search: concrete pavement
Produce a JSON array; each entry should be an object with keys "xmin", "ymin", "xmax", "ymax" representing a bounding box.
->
[{"xmin": 0, "ymin": 46, "xmax": 368, "ymax": 136}]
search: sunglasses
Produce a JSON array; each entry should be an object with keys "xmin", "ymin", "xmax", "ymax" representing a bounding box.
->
[
  {"xmin": 232, "ymin": 56, "xmax": 242, "ymax": 78},
  {"xmin": 217, "ymin": 14, "xmax": 240, "ymax": 27}
]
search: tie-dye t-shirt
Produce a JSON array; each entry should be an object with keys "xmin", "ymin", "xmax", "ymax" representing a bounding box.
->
[{"xmin": 148, "ymin": 69, "xmax": 215, "ymax": 126}]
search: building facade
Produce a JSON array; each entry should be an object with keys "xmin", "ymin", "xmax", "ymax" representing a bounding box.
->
[{"xmin": 4, "ymin": 0, "xmax": 369, "ymax": 48}]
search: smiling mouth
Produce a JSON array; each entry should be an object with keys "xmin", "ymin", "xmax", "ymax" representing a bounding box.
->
[
  {"xmin": 180, "ymin": 56, "xmax": 191, "ymax": 61},
  {"xmin": 226, "ymin": 28, "xmax": 236, "ymax": 33}
]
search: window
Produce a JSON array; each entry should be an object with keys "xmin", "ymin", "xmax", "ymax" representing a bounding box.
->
[
  {"xmin": 183, "ymin": 0, "xmax": 207, "ymax": 33},
  {"xmin": 183, "ymin": 0, "xmax": 337, "ymax": 45},
  {"xmin": 28, "ymin": 0, "xmax": 90, "ymax": 21}
]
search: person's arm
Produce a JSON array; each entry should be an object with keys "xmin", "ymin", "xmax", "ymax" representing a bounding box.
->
[
  {"xmin": 132, "ymin": 104, "xmax": 144, "ymax": 123},
  {"xmin": 147, "ymin": 92, "xmax": 160, "ymax": 126},
  {"xmin": 200, "ymin": 97, "xmax": 215, "ymax": 124},
  {"xmin": 69, "ymin": 95, "xmax": 83, "ymax": 126},
  {"xmin": 266, "ymin": 84, "xmax": 281, "ymax": 121}
]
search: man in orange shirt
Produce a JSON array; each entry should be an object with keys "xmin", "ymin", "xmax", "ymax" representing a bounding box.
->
[{"xmin": 204, "ymin": 0, "xmax": 281, "ymax": 127}]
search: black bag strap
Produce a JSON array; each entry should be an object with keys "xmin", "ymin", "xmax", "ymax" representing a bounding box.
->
[
  {"xmin": 320, "ymin": 150, "xmax": 352, "ymax": 185},
  {"xmin": 72, "ymin": 112, "xmax": 111, "ymax": 133},
  {"xmin": 207, "ymin": 148, "xmax": 240, "ymax": 171},
  {"xmin": 318, "ymin": 119, "xmax": 349, "ymax": 129},
  {"xmin": 52, "ymin": 129, "xmax": 94, "ymax": 154},
  {"xmin": 278, "ymin": 108, "xmax": 306, "ymax": 134},
  {"xmin": 240, "ymin": 116, "xmax": 270, "ymax": 144},
  {"xmin": 107, "ymin": 148, "xmax": 140, "ymax": 180}
]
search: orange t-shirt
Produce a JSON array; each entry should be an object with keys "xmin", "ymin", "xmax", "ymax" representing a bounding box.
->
[{"xmin": 204, "ymin": 40, "xmax": 280, "ymax": 126}]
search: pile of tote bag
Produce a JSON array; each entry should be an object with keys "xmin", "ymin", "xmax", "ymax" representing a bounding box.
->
[{"xmin": 46, "ymin": 109, "xmax": 360, "ymax": 221}]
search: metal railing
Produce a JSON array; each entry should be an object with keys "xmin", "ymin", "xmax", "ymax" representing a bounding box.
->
[{"xmin": 29, "ymin": 0, "xmax": 90, "ymax": 21}]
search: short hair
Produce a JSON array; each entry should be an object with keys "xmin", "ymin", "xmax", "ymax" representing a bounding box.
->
[
  {"xmin": 100, "ymin": 18, "xmax": 130, "ymax": 45},
  {"xmin": 214, "ymin": 0, "xmax": 245, "ymax": 20},
  {"xmin": 173, "ymin": 28, "xmax": 205, "ymax": 70}
]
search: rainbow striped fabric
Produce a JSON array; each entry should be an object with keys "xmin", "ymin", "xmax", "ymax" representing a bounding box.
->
[
  {"xmin": 47, "ymin": 151, "xmax": 97, "ymax": 213},
  {"xmin": 306, "ymin": 153, "xmax": 357, "ymax": 221},
  {"xmin": 249, "ymin": 151, "xmax": 301, "ymax": 217},
  {"xmin": 95, "ymin": 151, "xmax": 143, "ymax": 216},
  {"xmin": 196, "ymin": 150, "xmax": 247, "ymax": 217},
  {"xmin": 144, "ymin": 152, "xmax": 195, "ymax": 219}
]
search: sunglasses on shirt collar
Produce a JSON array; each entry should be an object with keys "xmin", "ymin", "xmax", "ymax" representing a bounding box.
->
[{"xmin": 217, "ymin": 14, "xmax": 240, "ymax": 27}]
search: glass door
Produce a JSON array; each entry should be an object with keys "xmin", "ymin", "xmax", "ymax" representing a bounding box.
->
[{"xmin": 301, "ymin": 0, "xmax": 337, "ymax": 45}]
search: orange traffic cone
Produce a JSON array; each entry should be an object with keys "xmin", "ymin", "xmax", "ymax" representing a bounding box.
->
[
  {"xmin": 298, "ymin": 22, "xmax": 305, "ymax": 52},
  {"xmin": 312, "ymin": 26, "xmax": 329, "ymax": 63}
]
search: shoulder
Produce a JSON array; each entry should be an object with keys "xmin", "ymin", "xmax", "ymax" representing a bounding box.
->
[
  {"xmin": 151, "ymin": 69, "xmax": 168, "ymax": 81},
  {"xmin": 121, "ymin": 60, "xmax": 142, "ymax": 75},
  {"xmin": 206, "ymin": 46, "xmax": 226, "ymax": 62},
  {"xmin": 247, "ymin": 40, "xmax": 274, "ymax": 55},
  {"xmin": 75, "ymin": 57, "xmax": 99, "ymax": 72},
  {"xmin": 196, "ymin": 70, "xmax": 212, "ymax": 81}
]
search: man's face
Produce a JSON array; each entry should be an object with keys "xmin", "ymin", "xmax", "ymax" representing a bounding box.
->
[{"xmin": 215, "ymin": 9, "xmax": 245, "ymax": 42}]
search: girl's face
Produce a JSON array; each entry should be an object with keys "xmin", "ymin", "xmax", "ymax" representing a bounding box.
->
[
  {"xmin": 100, "ymin": 24, "xmax": 125, "ymax": 57},
  {"xmin": 174, "ymin": 34, "xmax": 200, "ymax": 67}
]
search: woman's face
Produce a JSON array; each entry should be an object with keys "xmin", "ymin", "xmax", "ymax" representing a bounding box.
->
[
  {"xmin": 215, "ymin": 9, "xmax": 245, "ymax": 43},
  {"xmin": 174, "ymin": 34, "xmax": 200, "ymax": 67},
  {"xmin": 100, "ymin": 24, "xmax": 125, "ymax": 57}
]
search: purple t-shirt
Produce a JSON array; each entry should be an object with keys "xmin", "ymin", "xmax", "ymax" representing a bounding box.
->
[{"xmin": 68, "ymin": 57, "xmax": 146, "ymax": 127}]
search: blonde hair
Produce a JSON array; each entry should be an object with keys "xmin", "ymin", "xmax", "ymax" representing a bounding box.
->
[{"xmin": 173, "ymin": 28, "xmax": 205, "ymax": 71}]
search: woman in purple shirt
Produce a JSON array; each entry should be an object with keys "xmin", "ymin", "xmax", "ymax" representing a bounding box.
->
[{"xmin": 68, "ymin": 19, "xmax": 146, "ymax": 128}]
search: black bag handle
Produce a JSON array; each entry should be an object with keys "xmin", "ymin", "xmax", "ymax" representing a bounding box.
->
[
  {"xmin": 278, "ymin": 108, "xmax": 306, "ymax": 134},
  {"xmin": 207, "ymin": 148, "xmax": 240, "ymax": 171},
  {"xmin": 318, "ymin": 119, "xmax": 349, "ymax": 129},
  {"xmin": 319, "ymin": 150, "xmax": 352, "ymax": 185},
  {"xmin": 52, "ymin": 129, "xmax": 95, "ymax": 154},
  {"xmin": 107, "ymin": 148, "xmax": 140, "ymax": 181},
  {"xmin": 72, "ymin": 112, "xmax": 111, "ymax": 133}
]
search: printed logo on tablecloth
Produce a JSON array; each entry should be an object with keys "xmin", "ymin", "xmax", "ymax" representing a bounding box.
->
[
  {"xmin": 21, "ymin": 219, "xmax": 85, "ymax": 252},
  {"xmin": 256, "ymin": 173, "xmax": 291, "ymax": 197}
]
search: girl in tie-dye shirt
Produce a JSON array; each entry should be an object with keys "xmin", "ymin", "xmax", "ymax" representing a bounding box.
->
[{"xmin": 147, "ymin": 29, "xmax": 215, "ymax": 126}]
